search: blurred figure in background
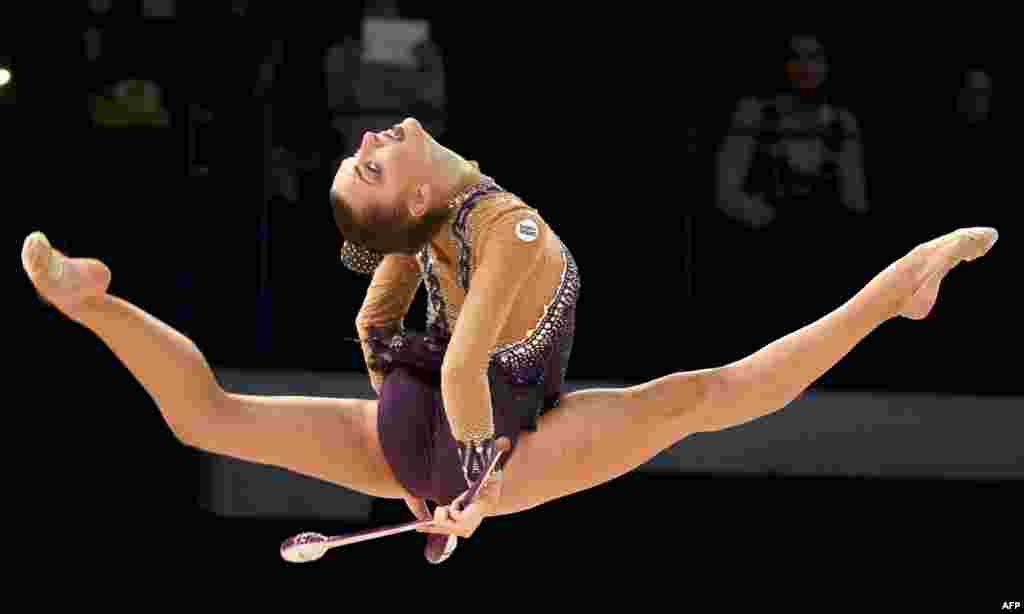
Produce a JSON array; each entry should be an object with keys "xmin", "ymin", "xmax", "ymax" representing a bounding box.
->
[
  {"xmin": 950, "ymin": 68, "xmax": 997, "ymax": 219},
  {"xmin": 702, "ymin": 34, "xmax": 870, "ymax": 368},
  {"xmin": 956, "ymin": 69, "xmax": 992, "ymax": 127},
  {"xmin": 918, "ymin": 66, "xmax": 998, "ymax": 237},
  {"xmin": 716, "ymin": 34, "xmax": 868, "ymax": 230},
  {"xmin": 930, "ymin": 65, "xmax": 1013, "ymax": 390},
  {"xmin": 326, "ymin": 0, "xmax": 447, "ymax": 168}
]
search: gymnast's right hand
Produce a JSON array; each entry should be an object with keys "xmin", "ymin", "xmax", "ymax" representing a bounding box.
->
[{"xmin": 405, "ymin": 496, "xmax": 457, "ymax": 563}]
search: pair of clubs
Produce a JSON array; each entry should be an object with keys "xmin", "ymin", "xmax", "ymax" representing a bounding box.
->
[{"xmin": 280, "ymin": 450, "xmax": 505, "ymax": 564}]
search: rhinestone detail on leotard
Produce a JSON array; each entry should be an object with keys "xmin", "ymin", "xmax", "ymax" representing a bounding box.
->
[
  {"xmin": 419, "ymin": 177, "xmax": 504, "ymax": 335},
  {"xmin": 490, "ymin": 240, "xmax": 580, "ymax": 382},
  {"xmin": 418, "ymin": 245, "xmax": 450, "ymax": 339},
  {"xmin": 451, "ymin": 183, "xmax": 505, "ymax": 291}
]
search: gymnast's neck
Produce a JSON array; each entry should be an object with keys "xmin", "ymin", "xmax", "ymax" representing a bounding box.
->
[{"xmin": 433, "ymin": 145, "xmax": 484, "ymax": 206}]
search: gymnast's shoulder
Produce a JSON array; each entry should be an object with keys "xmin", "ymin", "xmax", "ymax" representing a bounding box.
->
[{"xmin": 465, "ymin": 191, "xmax": 557, "ymax": 255}]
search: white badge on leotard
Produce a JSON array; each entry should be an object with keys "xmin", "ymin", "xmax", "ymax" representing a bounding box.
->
[{"xmin": 515, "ymin": 218, "xmax": 539, "ymax": 242}]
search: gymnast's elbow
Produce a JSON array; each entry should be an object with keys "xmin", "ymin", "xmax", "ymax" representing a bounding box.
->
[
  {"xmin": 439, "ymin": 356, "xmax": 489, "ymax": 390},
  {"xmin": 436, "ymin": 358, "xmax": 491, "ymax": 401}
]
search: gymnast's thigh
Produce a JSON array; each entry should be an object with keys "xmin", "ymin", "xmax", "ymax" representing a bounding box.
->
[
  {"xmin": 494, "ymin": 383, "xmax": 703, "ymax": 515},
  {"xmin": 194, "ymin": 393, "xmax": 409, "ymax": 500}
]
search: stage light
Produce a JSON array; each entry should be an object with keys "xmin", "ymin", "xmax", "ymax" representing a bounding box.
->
[{"xmin": 0, "ymin": 68, "xmax": 11, "ymax": 87}]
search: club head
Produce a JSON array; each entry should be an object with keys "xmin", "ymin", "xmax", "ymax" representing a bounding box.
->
[
  {"xmin": 425, "ymin": 533, "xmax": 458, "ymax": 564},
  {"xmin": 281, "ymin": 532, "xmax": 329, "ymax": 563}
]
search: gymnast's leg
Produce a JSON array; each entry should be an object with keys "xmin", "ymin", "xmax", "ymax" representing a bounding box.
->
[
  {"xmin": 22, "ymin": 232, "xmax": 407, "ymax": 500},
  {"xmin": 495, "ymin": 228, "xmax": 998, "ymax": 515}
]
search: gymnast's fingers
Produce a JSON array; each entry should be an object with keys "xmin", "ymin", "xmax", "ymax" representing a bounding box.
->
[
  {"xmin": 418, "ymin": 505, "xmax": 456, "ymax": 535},
  {"xmin": 447, "ymin": 503, "xmax": 485, "ymax": 538}
]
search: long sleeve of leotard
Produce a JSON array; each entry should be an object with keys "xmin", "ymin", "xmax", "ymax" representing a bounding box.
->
[
  {"xmin": 439, "ymin": 205, "xmax": 547, "ymax": 446},
  {"xmin": 355, "ymin": 253, "xmax": 422, "ymax": 390}
]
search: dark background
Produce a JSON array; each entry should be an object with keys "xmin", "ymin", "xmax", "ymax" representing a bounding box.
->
[{"xmin": 8, "ymin": 5, "xmax": 1018, "ymax": 593}]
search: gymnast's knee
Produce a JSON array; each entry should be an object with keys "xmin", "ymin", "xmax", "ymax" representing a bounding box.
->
[
  {"xmin": 696, "ymin": 364, "xmax": 792, "ymax": 432},
  {"xmin": 162, "ymin": 386, "xmax": 232, "ymax": 448},
  {"xmin": 625, "ymin": 370, "xmax": 715, "ymax": 422}
]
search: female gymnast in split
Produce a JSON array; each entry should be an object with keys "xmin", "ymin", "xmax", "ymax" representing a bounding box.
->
[{"xmin": 21, "ymin": 117, "xmax": 998, "ymax": 563}]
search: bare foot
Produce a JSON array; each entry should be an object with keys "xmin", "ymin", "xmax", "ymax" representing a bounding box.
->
[
  {"xmin": 898, "ymin": 227, "xmax": 999, "ymax": 320},
  {"xmin": 21, "ymin": 232, "xmax": 111, "ymax": 314}
]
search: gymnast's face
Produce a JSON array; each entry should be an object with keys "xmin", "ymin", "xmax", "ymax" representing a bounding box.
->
[{"xmin": 331, "ymin": 117, "xmax": 435, "ymax": 227}]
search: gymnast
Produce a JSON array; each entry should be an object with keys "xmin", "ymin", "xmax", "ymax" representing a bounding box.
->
[{"xmin": 21, "ymin": 117, "xmax": 998, "ymax": 563}]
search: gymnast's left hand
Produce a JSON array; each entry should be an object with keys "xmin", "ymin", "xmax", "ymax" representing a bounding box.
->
[{"xmin": 418, "ymin": 471, "xmax": 504, "ymax": 540}]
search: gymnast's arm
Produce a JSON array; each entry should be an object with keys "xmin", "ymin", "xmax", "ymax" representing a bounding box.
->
[
  {"xmin": 440, "ymin": 208, "xmax": 545, "ymax": 472},
  {"xmin": 354, "ymin": 254, "xmax": 422, "ymax": 394}
]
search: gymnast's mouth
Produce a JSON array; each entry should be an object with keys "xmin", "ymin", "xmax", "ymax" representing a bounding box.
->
[{"xmin": 379, "ymin": 124, "xmax": 405, "ymax": 142}]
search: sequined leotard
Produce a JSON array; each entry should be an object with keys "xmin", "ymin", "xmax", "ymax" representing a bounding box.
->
[{"xmin": 344, "ymin": 171, "xmax": 580, "ymax": 504}]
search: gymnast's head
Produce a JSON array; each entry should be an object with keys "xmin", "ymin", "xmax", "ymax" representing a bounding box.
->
[{"xmin": 330, "ymin": 117, "xmax": 462, "ymax": 256}]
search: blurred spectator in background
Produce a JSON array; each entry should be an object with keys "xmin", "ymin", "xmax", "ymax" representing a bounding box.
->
[
  {"xmin": 930, "ymin": 65, "xmax": 1013, "ymax": 387},
  {"xmin": 950, "ymin": 68, "xmax": 998, "ymax": 216},
  {"xmin": 91, "ymin": 78, "xmax": 171, "ymax": 128},
  {"xmin": 716, "ymin": 34, "xmax": 868, "ymax": 230},
  {"xmin": 700, "ymin": 34, "xmax": 871, "ymax": 367},
  {"xmin": 325, "ymin": 0, "xmax": 447, "ymax": 165},
  {"xmin": 957, "ymin": 68, "xmax": 993, "ymax": 127},
  {"xmin": 254, "ymin": 38, "xmax": 324, "ymax": 206},
  {"xmin": 911, "ymin": 65, "xmax": 1000, "ymax": 237}
]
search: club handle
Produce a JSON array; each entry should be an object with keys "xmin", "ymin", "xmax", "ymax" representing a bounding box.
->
[
  {"xmin": 455, "ymin": 450, "xmax": 505, "ymax": 512},
  {"xmin": 323, "ymin": 519, "xmax": 435, "ymax": 549},
  {"xmin": 281, "ymin": 449, "xmax": 505, "ymax": 560}
]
